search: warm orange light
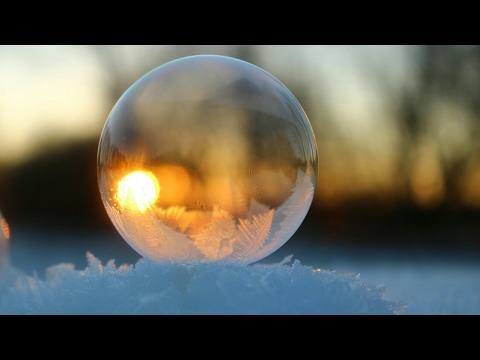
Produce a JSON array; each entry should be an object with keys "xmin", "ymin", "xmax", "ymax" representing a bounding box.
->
[
  {"xmin": 1, "ymin": 218, "xmax": 10, "ymax": 240},
  {"xmin": 116, "ymin": 170, "xmax": 160, "ymax": 212},
  {"xmin": 152, "ymin": 165, "xmax": 193, "ymax": 207}
]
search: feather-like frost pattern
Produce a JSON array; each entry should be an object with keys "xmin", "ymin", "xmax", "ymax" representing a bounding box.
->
[
  {"xmin": 227, "ymin": 209, "xmax": 275, "ymax": 262},
  {"xmin": 257, "ymin": 169, "xmax": 314, "ymax": 258},
  {"xmin": 155, "ymin": 206, "xmax": 212, "ymax": 235},
  {"xmin": 155, "ymin": 206, "xmax": 187, "ymax": 231},
  {"xmin": 191, "ymin": 205, "xmax": 238, "ymax": 260},
  {"xmin": 105, "ymin": 203, "xmax": 196, "ymax": 262}
]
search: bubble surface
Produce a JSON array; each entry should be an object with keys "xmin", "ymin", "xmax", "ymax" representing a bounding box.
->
[{"xmin": 97, "ymin": 55, "xmax": 318, "ymax": 264}]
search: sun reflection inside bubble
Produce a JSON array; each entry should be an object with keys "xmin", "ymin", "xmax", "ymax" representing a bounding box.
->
[{"xmin": 116, "ymin": 170, "xmax": 160, "ymax": 212}]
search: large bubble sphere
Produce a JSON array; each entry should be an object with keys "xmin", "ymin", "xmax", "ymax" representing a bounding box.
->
[{"xmin": 97, "ymin": 55, "xmax": 318, "ymax": 264}]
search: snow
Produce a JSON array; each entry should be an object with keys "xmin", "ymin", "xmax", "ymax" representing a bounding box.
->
[
  {"xmin": 0, "ymin": 254, "xmax": 402, "ymax": 315},
  {"xmin": 0, "ymin": 254, "xmax": 403, "ymax": 315},
  {"xmin": 1, "ymin": 230, "xmax": 480, "ymax": 315}
]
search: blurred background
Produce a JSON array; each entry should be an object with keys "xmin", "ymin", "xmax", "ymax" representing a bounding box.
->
[{"xmin": 2, "ymin": 45, "xmax": 480, "ymax": 273}]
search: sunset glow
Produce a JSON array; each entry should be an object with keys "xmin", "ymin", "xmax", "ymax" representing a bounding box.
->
[{"xmin": 116, "ymin": 171, "xmax": 160, "ymax": 212}]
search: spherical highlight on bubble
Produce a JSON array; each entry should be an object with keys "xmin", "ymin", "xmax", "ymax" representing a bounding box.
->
[{"xmin": 97, "ymin": 55, "xmax": 318, "ymax": 264}]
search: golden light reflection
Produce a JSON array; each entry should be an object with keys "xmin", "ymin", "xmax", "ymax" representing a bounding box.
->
[
  {"xmin": 1, "ymin": 218, "xmax": 10, "ymax": 240},
  {"xmin": 116, "ymin": 170, "xmax": 160, "ymax": 212},
  {"xmin": 152, "ymin": 165, "xmax": 193, "ymax": 207}
]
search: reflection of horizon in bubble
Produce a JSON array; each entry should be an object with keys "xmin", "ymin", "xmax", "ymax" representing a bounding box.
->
[
  {"xmin": 98, "ymin": 55, "xmax": 318, "ymax": 264},
  {"xmin": 102, "ymin": 168, "xmax": 314, "ymax": 263}
]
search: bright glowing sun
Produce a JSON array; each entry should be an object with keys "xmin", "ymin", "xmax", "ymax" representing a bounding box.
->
[{"xmin": 117, "ymin": 170, "xmax": 160, "ymax": 212}]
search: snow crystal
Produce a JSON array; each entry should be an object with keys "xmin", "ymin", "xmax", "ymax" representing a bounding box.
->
[{"xmin": 0, "ymin": 253, "xmax": 405, "ymax": 315}]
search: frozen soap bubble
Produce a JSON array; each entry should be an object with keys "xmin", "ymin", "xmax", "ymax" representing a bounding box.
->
[{"xmin": 97, "ymin": 55, "xmax": 318, "ymax": 264}]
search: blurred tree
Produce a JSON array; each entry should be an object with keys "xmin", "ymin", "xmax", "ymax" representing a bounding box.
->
[{"xmin": 378, "ymin": 45, "xmax": 480, "ymax": 209}]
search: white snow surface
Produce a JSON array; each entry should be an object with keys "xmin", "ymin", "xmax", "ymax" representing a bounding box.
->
[{"xmin": 1, "ymin": 230, "xmax": 480, "ymax": 315}]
